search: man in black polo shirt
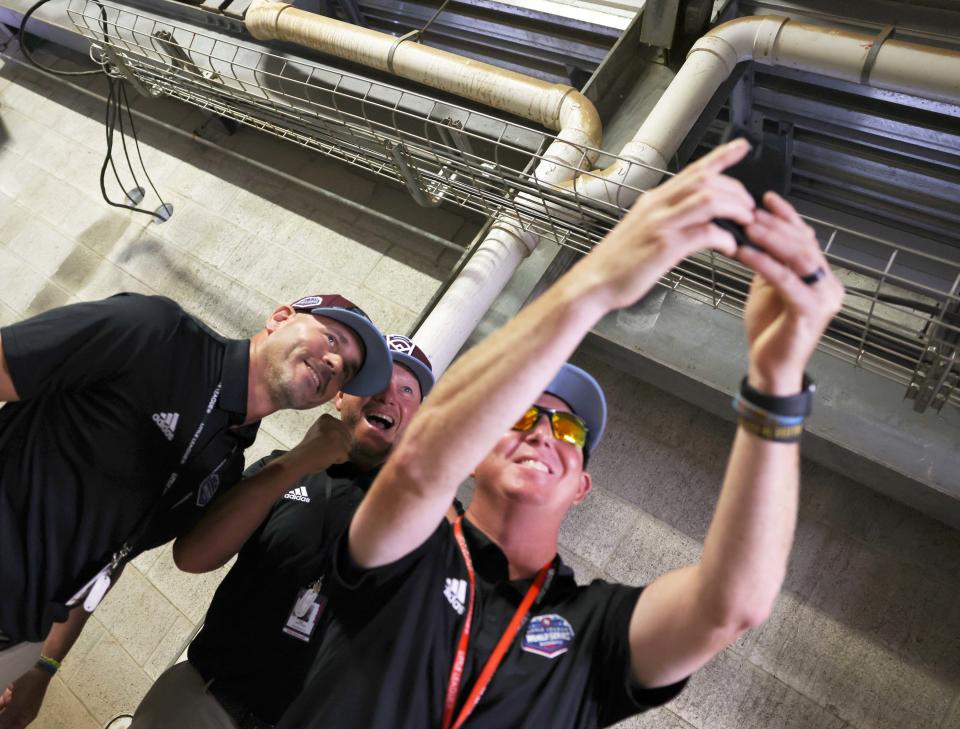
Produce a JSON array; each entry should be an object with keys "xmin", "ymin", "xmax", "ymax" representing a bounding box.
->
[
  {"xmin": 279, "ymin": 140, "xmax": 845, "ymax": 728},
  {"xmin": 0, "ymin": 292, "xmax": 391, "ymax": 724},
  {"xmin": 127, "ymin": 334, "xmax": 435, "ymax": 729}
]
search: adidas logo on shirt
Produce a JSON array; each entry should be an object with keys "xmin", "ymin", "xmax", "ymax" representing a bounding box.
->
[
  {"xmin": 443, "ymin": 578, "xmax": 467, "ymax": 615},
  {"xmin": 284, "ymin": 486, "xmax": 311, "ymax": 503},
  {"xmin": 152, "ymin": 412, "xmax": 180, "ymax": 441}
]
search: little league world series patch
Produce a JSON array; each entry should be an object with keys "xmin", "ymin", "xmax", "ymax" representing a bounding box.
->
[{"xmin": 521, "ymin": 614, "xmax": 575, "ymax": 658}]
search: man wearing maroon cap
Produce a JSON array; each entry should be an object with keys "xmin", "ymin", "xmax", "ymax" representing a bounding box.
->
[
  {"xmin": 0, "ymin": 292, "xmax": 391, "ymax": 727},
  {"xmin": 128, "ymin": 334, "xmax": 436, "ymax": 729}
]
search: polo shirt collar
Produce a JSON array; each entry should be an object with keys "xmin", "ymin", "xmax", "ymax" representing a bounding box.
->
[
  {"xmin": 460, "ymin": 518, "xmax": 574, "ymax": 597},
  {"xmin": 220, "ymin": 340, "xmax": 250, "ymax": 424},
  {"xmin": 461, "ymin": 517, "xmax": 510, "ymax": 582}
]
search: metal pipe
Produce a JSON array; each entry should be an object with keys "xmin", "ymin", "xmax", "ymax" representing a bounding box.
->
[
  {"xmin": 245, "ymin": 4, "xmax": 960, "ymax": 372},
  {"xmin": 570, "ymin": 16, "xmax": 960, "ymax": 206},
  {"xmin": 245, "ymin": 0, "xmax": 600, "ymax": 371}
]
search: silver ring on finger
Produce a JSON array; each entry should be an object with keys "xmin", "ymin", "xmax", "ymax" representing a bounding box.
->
[{"xmin": 801, "ymin": 266, "xmax": 826, "ymax": 286}]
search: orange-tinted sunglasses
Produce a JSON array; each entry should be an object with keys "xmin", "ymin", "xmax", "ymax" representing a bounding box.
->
[{"xmin": 512, "ymin": 405, "xmax": 589, "ymax": 449}]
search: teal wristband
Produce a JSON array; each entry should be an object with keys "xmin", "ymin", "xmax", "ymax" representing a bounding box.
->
[{"xmin": 35, "ymin": 655, "xmax": 60, "ymax": 676}]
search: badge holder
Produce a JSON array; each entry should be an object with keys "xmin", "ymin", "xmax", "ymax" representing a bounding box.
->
[{"xmin": 283, "ymin": 578, "xmax": 327, "ymax": 642}]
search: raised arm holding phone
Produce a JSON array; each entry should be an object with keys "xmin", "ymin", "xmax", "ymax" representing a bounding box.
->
[{"xmin": 277, "ymin": 138, "xmax": 844, "ymax": 729}]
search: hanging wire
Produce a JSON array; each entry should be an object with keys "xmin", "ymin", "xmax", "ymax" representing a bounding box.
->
[
  {"xmin": 98, "ymin": 75, "xmax": 171, "ymax": 220},
  {"xmin": 19, "ymin": 0, "xmax": 102, "ymax": 75}
]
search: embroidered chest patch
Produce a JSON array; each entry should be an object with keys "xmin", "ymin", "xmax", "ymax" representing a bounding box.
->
[{"xmin": 521, "ymin": 614, "xmax": 575, "ymax": 658}]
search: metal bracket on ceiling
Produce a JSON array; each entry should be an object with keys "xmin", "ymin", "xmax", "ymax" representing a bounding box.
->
[
  {"xmin": 153, "ymin": 30, "xmax": 221, "ymax": 83},
  {"xmin": 860, "ymin": 25, "xmax": 895, "ymax": 85},
  {"xmin": 388, "ymin": 142, "xmax": 443, "ymax": 207},
  {"xmin": 99, "ymin": 45, "xmax": 161, "ymax": 98},
  {"xmin": 388, "ymin": 117, "xmax": 482, "ymax": 208},
  {"xmin": 907, "ymin": 300, "xmax": 959, "ymax": 413},
  {"xmin": 385, "ymin": 0, "xmax": 452, "ymax": 73}
]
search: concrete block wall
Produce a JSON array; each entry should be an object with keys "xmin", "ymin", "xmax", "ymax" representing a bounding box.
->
[
  {"xmin": 3, "ymin": 39, "xmax": 960, "ymax": 729},
  {"xmin": 564, "ymin": 350, "xmax": 960, "ymax": 729}
]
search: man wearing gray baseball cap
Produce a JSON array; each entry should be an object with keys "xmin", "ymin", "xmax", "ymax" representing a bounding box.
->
[
  {"xmin": 127, "ymin": 334, "xmax": 436, "ymax": 729},
  {"xmin": 280, "ymin": 139, "xmax": 844, "ymax": 728},
  {"xmin": 0, "ymin": 291, "xmax": 391, "ymax": 726}
]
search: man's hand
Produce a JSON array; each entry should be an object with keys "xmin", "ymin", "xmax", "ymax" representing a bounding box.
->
[
  {"xmin": 174, "ymin": 414, "xmax": 352, "ymax": 573},
  {"xmin": 737, "ymin": 192, "xmax": 845, "ymax": 394},
  {"xmin": 282, "ymin": 414, "xmax": 352, "ymax": 475},
  {"xmin": 0, "ymin": 669, "xmax": 50, "ymax": 729},
  {"xmin": 579, "ymin": 138, "xmax": 755, "ymax": 312}
]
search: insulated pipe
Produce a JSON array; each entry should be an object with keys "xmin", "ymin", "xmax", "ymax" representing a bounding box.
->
[
  {"xmin": 245, "ymin": 0, "xmax": 599, "ymax": 371},
  {"xmin": 245, "ymin": 1, "xmax": 602, "ymax": 175},
  {"xmin": 246, "ymin": 3, "xmax": 960, "ymax": 372},
  {"xmin": 422, "ymin": 15, "xmax": 960, "ymax": 371},
  {"xmin": 570, "ymin": 16, "xmax": 960, "ymax": 208}
]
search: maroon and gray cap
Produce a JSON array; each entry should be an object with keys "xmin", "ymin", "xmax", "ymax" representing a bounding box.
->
[
  {"xmin": 290, "ymin": 294, "xmax": 391, "ymax": 397},
  {"xmin": 385, "ymin": 334, "xmax": 434, "ymax": 399}
]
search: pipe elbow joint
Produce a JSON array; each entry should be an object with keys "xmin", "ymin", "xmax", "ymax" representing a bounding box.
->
[
  {"xmin": 245, "ymin": 1, "xmax": 291, "ymax": 41},
  {"xmin": 698, "ymin": 15, "xmax": 790, "ymax": 67}
]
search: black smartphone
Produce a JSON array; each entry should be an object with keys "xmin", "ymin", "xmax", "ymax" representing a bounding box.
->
[{"xmin": 712, "ymin": 124, "xmax": 788, "ymax": 249}]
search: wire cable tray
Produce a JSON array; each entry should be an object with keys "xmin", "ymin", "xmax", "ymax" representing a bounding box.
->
[{"xmin": 67, "ymin": 0, "xmax": 960, "ymax": 412}]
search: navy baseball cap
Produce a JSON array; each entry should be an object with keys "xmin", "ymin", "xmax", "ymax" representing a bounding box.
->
[
  {"xmin": 544, "ymin": 363, "xmax": 607, "ymax": 454},
  {"xmin": 290, "ymin": 294, "xmax": 391, "ymax": 397},
  {"xmin": 385, "ymin": 334, "xmax": 434, "ymax": 399}
]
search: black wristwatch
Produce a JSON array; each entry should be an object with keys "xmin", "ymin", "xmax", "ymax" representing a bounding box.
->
[{"xmin": 740, "ymin": 374, "xmax": 816, "ymax": 418}]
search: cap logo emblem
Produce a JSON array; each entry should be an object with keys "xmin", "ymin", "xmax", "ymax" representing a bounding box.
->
[
  {"xmin": 387, "ymin": 334, "xmax": 416, "ymax": 355},
  {"xmin": 291, "ymin": 295, "xmax": 323, "ymax": 308}
]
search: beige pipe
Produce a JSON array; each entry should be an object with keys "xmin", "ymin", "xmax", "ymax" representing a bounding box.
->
[
  {"xmin": 569, "ymin": 15, "xmax": 960, "ymax": 207},
  {"xmin": 245, "ymin": 1, "xmax": 602, "ymax": 176},
  {"xmin": 245, "ymin": 0, "xmax": 601, "ymax": 370}
]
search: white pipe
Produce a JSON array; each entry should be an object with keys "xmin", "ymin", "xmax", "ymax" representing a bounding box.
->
[
  {"xmin": 571, "ymin": 16, "xmax": 960, "ymax": 207},
  {"xmin": 244, "ymin": 0, "xmax": 600, "ymax": 371},
  {"xmin": 244, "ymin": 5, "xmax": 960, "ymax": 372}
]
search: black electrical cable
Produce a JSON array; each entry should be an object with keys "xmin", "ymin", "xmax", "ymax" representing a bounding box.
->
[
  {"xmin": 19, "ymin": 0, "xmax": 101, "ymax": 76},
  {"xmin": 16, "ymin": 1, "xmax": 169, "ymax": 220},
  {"xmin": 120, "ymin": 81, "xmax": 169, "ymax": 214},
  {"xmin": 105, "ymin": 79, "xmax": 130, "ymax": 197},
  {"xmin": 113, "ymin": 79, "xmax": 144, "ymax": 196},
  {"xmin": 99, "ymin": 75, "xmax": 170, "ymax": 220}
]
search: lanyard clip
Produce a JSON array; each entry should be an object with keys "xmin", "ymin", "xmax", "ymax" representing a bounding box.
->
[{"xmin": 111, "ymin": 543, "xmax": 132, "ymax": 572}]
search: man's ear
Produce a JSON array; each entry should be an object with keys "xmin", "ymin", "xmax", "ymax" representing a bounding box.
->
[
  {"xmin": 571, "ymin": 470, "xmax": 592, "ymax": 506},
  {"xmin": 334, "ymin": 391, "xmax": 345, "ymax": 412},
  {"xmin": 266, "ymin": 305, "xmax": 297, "ymax": 333}
]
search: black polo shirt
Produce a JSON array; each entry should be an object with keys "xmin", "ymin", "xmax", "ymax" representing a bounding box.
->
[
  {"xmin": 0, "ymin": 293, "xmax": 258, "ymax": 644},
  {"xmin": 189, "ymin": 453, "xmax": 377, "ymax": 724},
  {"xmin": 280, "ymin": 517, "xmax": 687, "ymax": 729}
]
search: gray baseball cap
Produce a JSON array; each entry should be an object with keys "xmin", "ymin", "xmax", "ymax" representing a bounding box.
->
[
  {"xmin": 290, "ymin": 294, "xmax": 391, "ymax": 397},
  {"xmin": 385, "ymin": 334, "xmax": 434, "ymax": 399},
  {"xmin": 544, "ymin": 363, "xmax": 607, "ymax": 454}
]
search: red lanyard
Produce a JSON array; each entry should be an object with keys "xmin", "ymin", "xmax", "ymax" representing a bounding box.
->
[{"xmin": 441, "ymin": 517, "xmax": 553, "ymax": 729}]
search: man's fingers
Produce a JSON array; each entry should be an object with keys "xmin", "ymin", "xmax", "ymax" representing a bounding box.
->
[
  {"xmin": 674, "ymin": 222, "xmax": 738, "ymax": 259},
  {"xmin": 691, "ymin": 137, "xmax": 752, "ymax": 176},
  {"xmin": 737, "ymin": 246, "xmax": 817, "ymax": 314},
  {"xmin": 746, "ymin": 217, "xmax": 820, "ymax": 275},
  {"xmin": 746, "ymin": 209, "xmax": 824, "ymax": 278},
  {"xmin": 763, "ymin": 191, "xmax": 804, "ymax": 226},
  {"xmin": 662, "ymin": 188, "xmax": 754, "ymax": 234}
]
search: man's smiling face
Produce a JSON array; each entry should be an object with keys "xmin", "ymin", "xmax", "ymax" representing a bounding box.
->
[
  {"xmin": 336, "ymin": 362, "xmax": 423, "ymax": 467},
  {"xmin": 473, "ymin": 393, "xmax": 591, "ymax": 512},
  {"xmin": 262, "ymin": 309, "xmax": 364, "ymax": 411}
]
